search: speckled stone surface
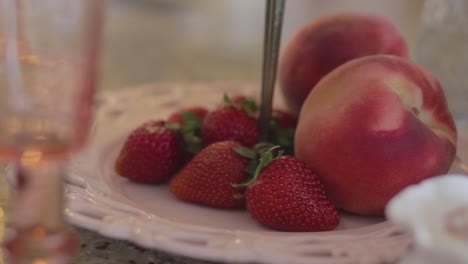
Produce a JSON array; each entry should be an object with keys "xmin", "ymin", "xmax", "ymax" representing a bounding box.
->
[{"xmin": 72, "ymin": 227, "xmax": 215, "ymax": 264}]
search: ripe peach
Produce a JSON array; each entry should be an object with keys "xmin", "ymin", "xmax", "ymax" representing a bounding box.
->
[
  {"xmin": 279, "ymin": 12, "xmax": 409, "ymax": 115},
  {"xmin": 295, "ymin": 55, "xmax": 457, "ymax": 216}
]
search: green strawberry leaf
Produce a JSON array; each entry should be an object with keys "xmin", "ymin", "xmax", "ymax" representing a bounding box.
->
[
  {"xmin": 254, "ymin": 147, "xmax": 276, "ymax": 175},
  {"xmin": 244, "ymin": 159, "xmax": 259, "ymax": 175},
  {"xmin": 233, "ymin": 146, "xmax": 257, "ymax": 160},
  {"xmin": 165, "ymin": 123, "xmax": 181, "ymax": 131},
  {"xmin": 269, "ymin": 117, "xmax": 295, "ymax": 155},
  {"xmin": 272, "ymin": 128, "xmax": 295, "ymax": 155},
  {"xmin": 223, "ymin": 93, "xmax": 258, "ymax": 116},
  {"xmin": 171, "ymin": 111, "xmax": 204, "ymax": 155},
  {"xmin": 183, "ymin": 133, "xmax": 203, "ymax": 154},
  {"xmin": 232, "ymin": 146, "xmax": 259, "ymax": 190},
  {"xmin": 275, "ymin": 129, "xmax": 295, "ymax": 144},
  {"xmin": 239, "ymin": 99, "xmax": 258, "ymax": 116},
  {"xmin": 181, "ymin": 111, "xmax": 203, "ymax": 127},
  {"xmin": 253, "ymin": 142, "xmax": 276, "ymax": 156},
  {"xmin": 232, "ymin": 145, "xmax": 282, "ymax": 189},
  {"xmin": 233, "ymin": 193, "xmax": 244, "ymax": 199},
  {"xmin": 224, "ymin": 93, "xmax": 234, "ymax": 107}
]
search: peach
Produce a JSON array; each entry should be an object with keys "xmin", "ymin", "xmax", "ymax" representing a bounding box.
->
[
  {"xmin": 295, "ymin": 55, "xmax": 457, "ymax": 216},
  {"xmin": 279, "ymin": 12, "xmax": 408, "ymax": 115}
]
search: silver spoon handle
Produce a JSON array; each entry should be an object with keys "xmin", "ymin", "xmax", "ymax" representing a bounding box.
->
[{"xmin": 259, "ymin": 0, "xmax": 286, "ymax": 142}]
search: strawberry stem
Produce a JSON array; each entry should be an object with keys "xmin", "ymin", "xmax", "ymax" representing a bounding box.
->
[
  {"xmin": 253, "ymin": 142, "xmax": 276, "ymax": 156},
  {"xmin": 244, "ymin": 160, "xmax": 259, "ymax": 175},
  {"xmin": 223, "ymin": 93, "xmax": 258, "ymax": 117},
  {"xmin": 231, "ymin": 145, "xmax": 282, "ymax": 189},
  {"xmin": 233, "ymin": 194, "xmax": 244, "ymax": 199},
  {"xmin": 269, "ymin": 117, "xmax": 295, "ymax": 155},
  {"xmin": 165, "ymin": 123, "xmax": 181, "ymax": 131},
  {"xmin": 167, "ymin": 112, "xmax": 204, "ymax": 154},
  {"xmin": 224, "ymin": 93, "xmax": 235, "ymax": 107},
  {"xmin": 181, "ymin": 112, "xmax": 203, "ymax": 127},
  {"xmin": 239, "ymin": 99, "xmax": 258, "ymax": 116},
  {"xmin": 233, "ymin": 146, "xmax": 257, "ymax": 160}
]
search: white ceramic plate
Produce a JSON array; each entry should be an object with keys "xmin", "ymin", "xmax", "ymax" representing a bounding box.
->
[{"xmin": 65, "ymin": 83, "xmax": 412, "ymax": 264}]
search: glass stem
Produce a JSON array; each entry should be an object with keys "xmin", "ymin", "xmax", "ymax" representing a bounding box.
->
[{"xmin": 4, "ymin": 161, "xmax": 78, "ymax": 264}]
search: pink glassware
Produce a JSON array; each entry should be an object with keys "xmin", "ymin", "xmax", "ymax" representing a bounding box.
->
[{"xmin": 0, "ymin": 0, "xmax": 105, "ymax": 263}]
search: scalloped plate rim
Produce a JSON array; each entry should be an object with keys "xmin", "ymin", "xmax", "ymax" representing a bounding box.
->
[{"xmin": 64, "ymin": 83, "xmax": 412, "ymax": 264}]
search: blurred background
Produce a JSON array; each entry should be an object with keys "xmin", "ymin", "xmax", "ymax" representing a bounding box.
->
[{"xmin": 100, "ymin": 0, "xmax": 425, "ymax": 91}]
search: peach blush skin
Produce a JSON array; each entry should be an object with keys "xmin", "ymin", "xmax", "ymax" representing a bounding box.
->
[
  {"xmin": 279, "ymin": 12, "xmax": 408, "ymax": 115},
  {"xmin": 295, "ymin": 55, "xmax": 457, "ymax": 216}
]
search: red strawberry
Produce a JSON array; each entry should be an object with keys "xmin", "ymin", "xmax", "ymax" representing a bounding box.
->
[
  {"xmin": 169, "ymin": 141, "xmax": 250, "ymax": 208},
  {"xmin": 253, "ymin": 109, "xmax": 297, "ymax": 154},
  {"xmin": 231, "ymin": 95, "xmax": 249, "ymax": 105},
  {"xmin": 240, "ymin": 153, "xmax": 339, "ymax": 231},
  {"xmin": 168, "ymin": 106, "xmax": 208, "ymax": 125},
  {"xmin": 202, "ymin": 107, "xmax": 259, "ymax": 147},
  {"xmin": 217, "ymin": 94, "xmax": 254, "ymax": 107},
  {"xmin": 202, "ymin": 95, "xmax": 259, "ymax": 147},
  {"xmin": 271, "ymin": 109, "xmax": 297, "ymax": 129},
  {"xmin": 167, "ymin": 107, "xmax": 206, "ymax": 158},
  {"xmin": 270, "ymin": 109, "xmax": 297, "ymax": 155},
  {"xmin": 115, "ymin": 120, "xmax": 183, "ymax": 184}
]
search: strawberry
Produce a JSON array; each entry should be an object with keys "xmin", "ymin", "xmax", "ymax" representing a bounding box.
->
[
  {"xmin": 231, "ymin": 94, "xmax": 250, "ymax": 105},
  {"xmin": 167, "ymin": 106, "xmax": 208, "ymax": 125},
  {"xmin": 252, "ymin": 109, "xmax": 297, "ymax": 155},
  {"xmin": 167, "ymin": 107, "xmax": 206, "ymax": 158},
  {"xmin": 236, "ymin": 150, "xmax": 339, "ymax": 231},
  {"xmin": 115, "ymin": 120, "xmax": 183, "ymax": 184},
  {"xmin": 271, "ymin": 109, "xmax": 297, "ymax": 129},
  {"xmin": 169, "ymin": 141, "xmax": 251, "ymax": 208},
  {"xmin": 269, "ymin": 109, "xmax": 297, "ymax": 155},
  {"xmin": 217, "ymin": 94, "xmax": 254, "ymax": 107},
  {"xmin": 202, "ymin": 95, "xmax": 259, "ymax": 147}
]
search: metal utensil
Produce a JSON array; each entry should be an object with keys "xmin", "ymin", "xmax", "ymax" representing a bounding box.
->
[{"xmin": 259, "ymin": 0, "xmax": 285, "ymax": 142}]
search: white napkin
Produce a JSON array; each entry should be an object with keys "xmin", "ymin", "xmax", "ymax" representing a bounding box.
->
[{"xmin": 386, "ymin": 174, "xmax": 468, "ymax": 264}]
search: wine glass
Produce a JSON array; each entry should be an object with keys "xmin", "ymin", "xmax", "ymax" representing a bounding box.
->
[{"xmin": 0, "ymin": 0, "xmax": 105, "ymax": 263}]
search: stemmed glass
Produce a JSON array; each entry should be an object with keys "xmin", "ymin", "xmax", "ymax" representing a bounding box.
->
[{"xmin": 0, "ymin": 0, "xmax": 104, "ymax": 263}]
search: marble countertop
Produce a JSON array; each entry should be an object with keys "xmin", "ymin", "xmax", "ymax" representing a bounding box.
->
[{"xmin": 72, "ymin": 228, "xmax": 215, "ymax": 264}]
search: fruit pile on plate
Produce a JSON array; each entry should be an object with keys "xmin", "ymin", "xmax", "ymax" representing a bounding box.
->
[{"xmin": 114, "ymin": 12, "xmax": 457, "ymax": 232}]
